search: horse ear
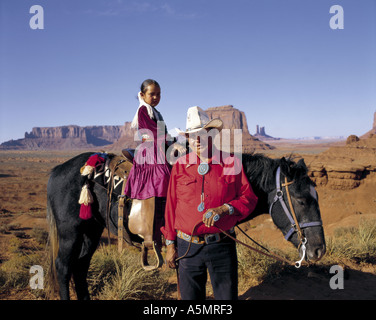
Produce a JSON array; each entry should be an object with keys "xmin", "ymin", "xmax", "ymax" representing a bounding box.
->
[
  {"xmin": 297, "ymin": 158, "xmax": 306, "ymax": 168},
  {"xmin": 280, "ymin": 157, "xmax": 290, "ymax": 175}
]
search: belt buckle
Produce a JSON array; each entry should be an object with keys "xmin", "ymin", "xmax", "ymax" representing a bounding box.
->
[{"xmin": 204, "ymin": 233, "xmax": 220, "ymax": 244}]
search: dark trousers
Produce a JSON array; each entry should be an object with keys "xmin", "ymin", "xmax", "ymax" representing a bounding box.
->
[{"xmin": 177, "ymin": 237, "xmax": 238, "ymax": 300}]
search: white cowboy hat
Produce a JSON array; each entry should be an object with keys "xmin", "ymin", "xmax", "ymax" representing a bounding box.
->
[{"xmin": 176, "ymin": 106, "xmax": 223, "ymax": 135}]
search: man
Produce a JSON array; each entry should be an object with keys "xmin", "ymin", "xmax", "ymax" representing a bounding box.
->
[{"xmin": 161, "ymin": 106, "xmax": 258, "ymax": 300}]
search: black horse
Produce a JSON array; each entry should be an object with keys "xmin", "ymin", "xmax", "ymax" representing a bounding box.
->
[
  {"xmin": 241, "ymin": 153, "xmax": 325, "ymax": 262},
  {"xmin": 46, "ymin": 151, "xmax": 325, "ymax": 300}
]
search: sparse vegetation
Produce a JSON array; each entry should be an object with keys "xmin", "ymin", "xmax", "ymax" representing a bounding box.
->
[
  {"xmin": 31, "ymin": 227, "xmax": 49, "ymax": 246},
  {"xmin": 237, "ymin": 242, "xmax": 290, "ymax": 288},
  {"xmin": 87, "ymin": 245, "xmax": 172, "ymax": 300},
  {"xmin": 0, "ymin": 217, "xmax": 376, "ymax": 299},
  {"xmin": 325, "ymin": 218, "xmax": 376, "ymax": 264}
]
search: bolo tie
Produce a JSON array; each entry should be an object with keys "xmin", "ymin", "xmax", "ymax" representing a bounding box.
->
[{"xmin": 197, "ymin": 162, "xmax": 220, "ymax": 222}]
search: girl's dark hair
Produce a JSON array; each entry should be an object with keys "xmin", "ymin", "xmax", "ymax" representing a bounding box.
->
[{"xmin": 141, "ymin": 79, "xmax": 160, "ymax": 93}]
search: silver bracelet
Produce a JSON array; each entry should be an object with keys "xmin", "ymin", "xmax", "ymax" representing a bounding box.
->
[
  {"xmin": 165, "ymin": 239, "xmax": 175, "ymax": 246},
  {"xmin": 223, "ymin": 203, "xmax": 234, "ymax": 215}
]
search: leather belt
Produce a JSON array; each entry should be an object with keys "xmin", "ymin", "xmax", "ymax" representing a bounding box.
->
[{"xmin": 177, "ymin": 228, "xmax": 234, "ymax": 245}]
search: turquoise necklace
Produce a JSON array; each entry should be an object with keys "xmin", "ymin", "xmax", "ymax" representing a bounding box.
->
[{"xmin": 197, "ymin": 162, "xmax": 209, "ymax": 212}]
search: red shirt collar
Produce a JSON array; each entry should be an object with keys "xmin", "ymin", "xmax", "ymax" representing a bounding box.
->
[{"xmin": 184, "ymin": 148, "xmax": 224, "ymax": 168}]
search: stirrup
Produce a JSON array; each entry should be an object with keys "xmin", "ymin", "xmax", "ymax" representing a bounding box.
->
[{"xmin": 141, "ymin": 240, "xmax": 163, "ymax": 271}]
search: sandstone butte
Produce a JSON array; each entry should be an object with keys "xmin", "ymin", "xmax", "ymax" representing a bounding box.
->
[{"xmin": 0, "ymin": 105, "xmax": 273, "ymax": 152}]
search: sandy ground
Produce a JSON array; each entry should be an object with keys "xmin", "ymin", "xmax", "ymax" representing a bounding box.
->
[{"xmin": 0, "ymin": 141, "xmax": 375, "ymax": 300}]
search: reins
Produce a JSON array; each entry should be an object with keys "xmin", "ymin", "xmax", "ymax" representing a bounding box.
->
[
  {"xmin": 175, "ymin": 166, "xmax": 323, "ymax": 269},
  {"xmin": 218, "ymin": 227, "xmax": 293, "ymax": 265},
  {"xmin": 175, "ymin": 220, "xmax": 293, "ymax": 267},
  {"xmin": 269, "ymin": 166, "xmax": 322, "ymax": 267}
]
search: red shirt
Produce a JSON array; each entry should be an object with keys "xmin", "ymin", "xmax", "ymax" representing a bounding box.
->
[{"xmin": 161, "ymin": 151, "xmax": 258, "ymax": 241}]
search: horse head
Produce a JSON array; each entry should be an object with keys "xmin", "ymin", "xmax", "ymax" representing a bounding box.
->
[{"xmin": 268, "ymin": 157, "xmax": 326, "ymax": 264}]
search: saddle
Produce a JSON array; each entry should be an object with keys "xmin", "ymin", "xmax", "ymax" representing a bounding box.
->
[
  {"xmin": 116, "ymin": 150, "xmax": 163, "ymax": 270},
  {"xmin": 80, "ymin": 150, "xmax": 164, "ymax": 271}
]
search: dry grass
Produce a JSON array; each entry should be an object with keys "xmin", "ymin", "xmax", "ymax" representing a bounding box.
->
[
  {"xmin": 87, "ymin": 245, "xmax": 173, "ymax": 300},
  {"xmin": 325, "ymin": 218, "xmax": 376, "ymax": 264},
  {"xmin": 236, "ymin": 239, "xmax": 296, "ymax": 291},
  {"xmin": 1, "ymin": 218, "xmax": 375, "ymax": 299}
]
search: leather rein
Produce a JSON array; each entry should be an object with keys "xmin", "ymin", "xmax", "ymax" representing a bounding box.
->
[
  {"xmin": 177, "ymin": 166, "xmax": 322, "ymax": 268},
  {"xmin": 268, "ymin": 166, "xmax": 322, "ymax": 267}
]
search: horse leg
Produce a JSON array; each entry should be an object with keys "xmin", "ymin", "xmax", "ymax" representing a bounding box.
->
[
  {"xmin": 72, "ymin": 223, "xmax": 103, "ymax": 300},
  {"xmin": 55, "ymin": 230, "xmax": 83, "ymax": 300}
]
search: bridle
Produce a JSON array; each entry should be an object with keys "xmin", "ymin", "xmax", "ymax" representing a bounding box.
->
[
  {"xmin": 269, "ymin": 166, "xmax": 322, "ymax": 267},
  {"xmin": 176, "ymin": 165, "xmax": 323, "ymax": 270}
]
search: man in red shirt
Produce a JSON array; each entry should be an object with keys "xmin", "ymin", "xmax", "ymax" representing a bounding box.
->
[{"xmin": 161, "ymin": 106, "xmax": 258, "ymax": 300}]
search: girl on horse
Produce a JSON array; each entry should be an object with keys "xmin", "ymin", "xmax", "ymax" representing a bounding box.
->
[{"xmin": 124, "ymin": 79, "xmax": 173, "ymax": 246}]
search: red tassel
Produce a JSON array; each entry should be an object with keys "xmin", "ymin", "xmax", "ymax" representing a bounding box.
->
[{"xmin": 79, "ymin": 204, "xmax": 92, "ymax": 220}]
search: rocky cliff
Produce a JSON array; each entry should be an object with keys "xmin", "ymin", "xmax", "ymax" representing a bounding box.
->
[
  {"xmin": 0, "ymin": 105, "xmax": 273, "ymax": 152},
  {"xmin": 0, "ymin": 125, "xmax": 124, "ymax": 150},
  {"xmin": 307, "ymin": 134, "xmax": 376, "ymax": 190},
  {"xmin": 205, "ymin": 105, "xmax": 274, "ymax": 152},
  {"xmin": 254, "ymin": 125, "xmax": 278, "ymax": 140},
  {"xmin": 307, "ymin": 111, "xmax": 376, "ymax": 190}
]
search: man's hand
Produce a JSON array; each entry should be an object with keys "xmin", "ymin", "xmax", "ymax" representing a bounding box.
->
[
  {"xmin": 202, "ymin": 205, "xmax": 229, "ymax": 227},
  {"xmin": 166, "ymin": 244, "xmax": 178, "ymax": 269}
]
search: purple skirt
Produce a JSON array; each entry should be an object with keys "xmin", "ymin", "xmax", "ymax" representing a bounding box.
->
[{"xmin": 124, "ymin": 141, "xmax": 171, "ymax": 200}]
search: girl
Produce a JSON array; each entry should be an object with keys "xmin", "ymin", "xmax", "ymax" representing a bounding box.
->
[{"xmin": 124, "ymin": 79, "xmax": 172, "ymax": 245}]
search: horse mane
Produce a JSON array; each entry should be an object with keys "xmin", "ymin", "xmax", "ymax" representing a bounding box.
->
[
  {"xmin": 242, "ymin": 153, "xmax": 279, "ymax": 192},
  {"xmin": 242, "ymin": 153, "xmax": 313, "ymax": 193}
]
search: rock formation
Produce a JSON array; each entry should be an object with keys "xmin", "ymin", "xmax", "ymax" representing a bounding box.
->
[
  {"xmin": 307, "ymin": 134, "xmax": 376, "ymax": 190},
  {"xmin": 0, "ymin": 125, "xmax": 124, "ymax": 150},
  {"xmin": 254, "ymin": 125, "xmax": 278, "ymax": 140},
  {"xmin": 360, "ymin": 111, "xmax": 376, "ymax": 138},
  {"xmin": 308, "ymin": 111, "xmax": 376, "ymax": 189},
  {"xmin": 0, "ymin": 105, "xmax": 274, "ymax": 152},
  {"xmin": 205, "ymin": 105, "xmax": 274, "ymax": 152}
]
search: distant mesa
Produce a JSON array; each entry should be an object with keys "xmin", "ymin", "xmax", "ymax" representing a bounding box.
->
[
  {"xmin": 205, "ymin": 105, "xmax": 274, "ymax": 152},
  {"xmin": 0, "ymin": 105, "xmax": 273, "ymax": 152},
  {"xmin": 0, "ymin": 125, "xmax": 130, "ymax": 151},
  {"xmin": 253, "ymin": 125, "xmax": 279, "ymax": 141}
]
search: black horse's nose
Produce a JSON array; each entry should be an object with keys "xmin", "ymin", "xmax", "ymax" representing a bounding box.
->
[{"xmin": 307, "ymin": 244, "xmax": 326, "ymax": 261}]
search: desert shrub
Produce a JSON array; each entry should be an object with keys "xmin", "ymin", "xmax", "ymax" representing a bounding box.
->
[
  {"xmin": 8, "ymin": 223, "xmax": 21, "ymax": 231},
  {"xmin": 88, "ymin": 245, "xmax": 171, "ymax": 300},
  {"xmin": 31, "ymin": 227, "xmax": 49, "ymax": 245},
  {"xmin": 326, "ymin": 218, "xmax": 376, "ymax": 263},
  {"xmin": 0, "ymin": 253, "xmax": 43, "ymax": 293},
  {"xmin": 0, "ymin": 222, "xmax": 10, "ymax": 234},
  {"xmin": 237, "ymin": 240, "xmax": 295, "ymax": 290},
  {"xmin": 8, "ymin": 237, "xmax": 23, "ymax": 254},
  {"xmin": 14, "ymin": 231, "xmax": 28, "ymax": 239}
]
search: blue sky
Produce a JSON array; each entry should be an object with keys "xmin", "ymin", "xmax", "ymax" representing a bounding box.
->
[{"xmin": 0, "ymin": 0, "xmax": 375, "ymax": 143}]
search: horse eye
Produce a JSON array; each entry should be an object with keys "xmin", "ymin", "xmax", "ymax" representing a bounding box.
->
[{"xmin": 297, "ymin": 199, "xmax": 306, "ymax": 206}]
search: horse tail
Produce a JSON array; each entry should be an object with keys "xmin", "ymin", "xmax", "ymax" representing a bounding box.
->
[{"xmin": 45, "ymin": 200, "xmax": 60, "ymax": 299}]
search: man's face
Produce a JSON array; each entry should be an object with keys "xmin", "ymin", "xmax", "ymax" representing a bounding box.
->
[{"xmin": 187, "ymin": 129, "xmax": 213, "ymax": 158}]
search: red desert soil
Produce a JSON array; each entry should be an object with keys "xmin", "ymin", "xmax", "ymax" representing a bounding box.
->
[{"xmin": 1, "ymin": 138, "xmax": 375, "ymax": 300}]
